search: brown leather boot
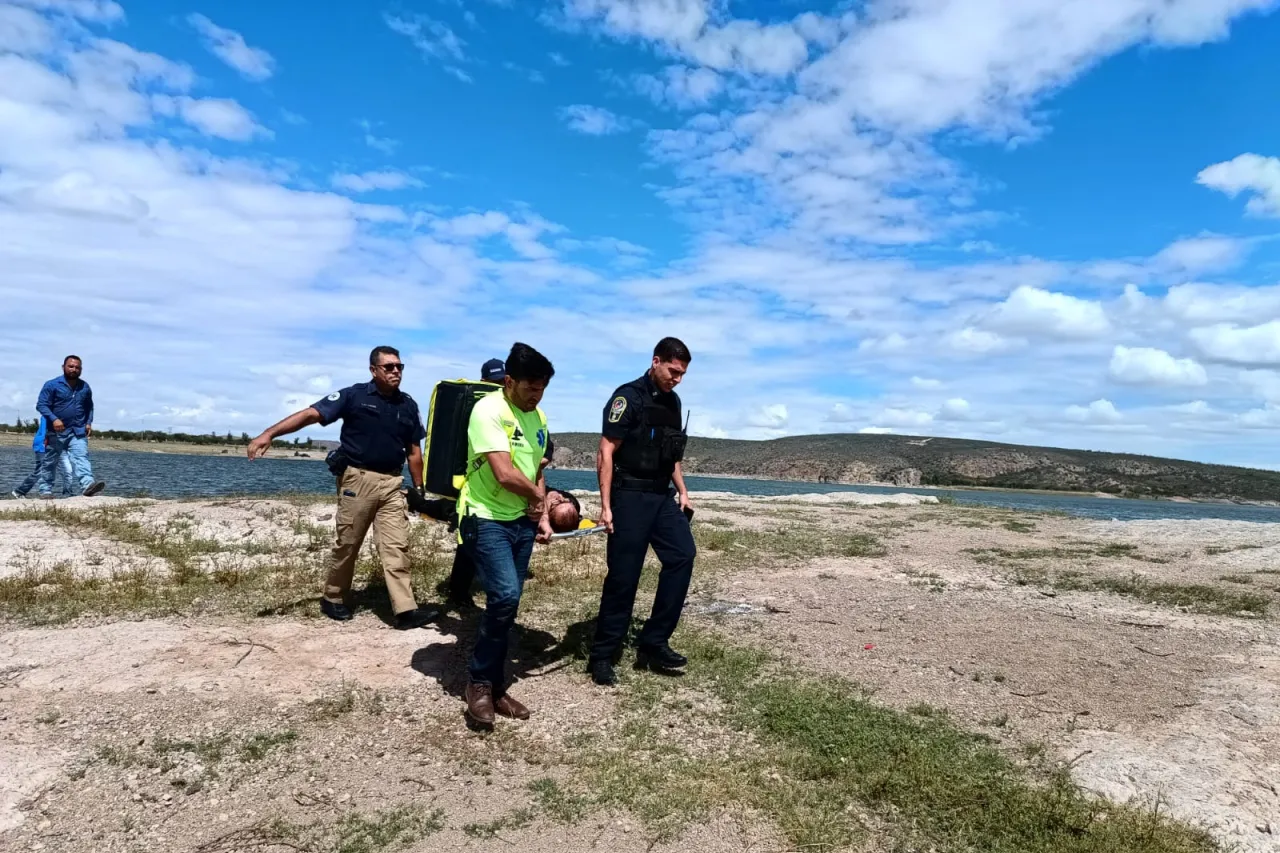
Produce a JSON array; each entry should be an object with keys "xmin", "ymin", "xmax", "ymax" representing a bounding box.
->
[
  {"xmin": 493, "ymin": 693, "xmax": 530, "ymax": 720},
  {"xmin": 464, "ymin": 683, "xmax": 495, "ymax": 729}
]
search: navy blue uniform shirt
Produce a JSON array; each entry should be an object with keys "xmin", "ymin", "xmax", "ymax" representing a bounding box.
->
[
  {"xmin": 312, "ymin": 382, "xmax": 425, "ymax": 475},
  {"xmin": 601, "ymin": 373, "xmax": 680, "ymax": 440}
]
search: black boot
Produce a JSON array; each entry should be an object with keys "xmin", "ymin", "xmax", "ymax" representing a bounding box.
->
[
  {"xmin": 636, "ymin": 644, "xmax": 687, "ymax": 671},
  {"xmin": 588, "ymin": 659, "xmax": 617, "ymax": 687}
]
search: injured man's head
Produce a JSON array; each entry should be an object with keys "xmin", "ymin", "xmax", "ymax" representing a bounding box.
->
[{"xmin": 547, "ymin": 489, "xmax": 582, "ymax": 533}]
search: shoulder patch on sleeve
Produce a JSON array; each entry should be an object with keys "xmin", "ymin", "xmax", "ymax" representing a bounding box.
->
[
  {"xmin": 326, "ymin": 392, "xmax": 341, "ymax": 401},
  {"xmin": 608, "ymin": 395, "xmax": 628, "ymax": 423}
]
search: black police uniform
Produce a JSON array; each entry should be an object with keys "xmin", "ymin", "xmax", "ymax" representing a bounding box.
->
[
  {"xmin": 311, "ymin": 382, "xmax": 425, "ymax": 617},
  {"xmin": 312, "ymin": 382, "xmax": 425, "ymax": 477},
  {"xmin": 589, "ymin": 373, "xmax": 696, "ymax": 664}
]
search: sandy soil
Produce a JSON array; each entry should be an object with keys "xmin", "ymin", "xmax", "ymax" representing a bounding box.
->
[{"xmin": 1, "ymin": 492, "xmax": 1277, "ymax": 852}]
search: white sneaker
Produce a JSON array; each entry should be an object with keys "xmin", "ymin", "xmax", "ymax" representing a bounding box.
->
[{"xmin": 9, "ymin": 491, "xmax": 21, "ymax": 500}]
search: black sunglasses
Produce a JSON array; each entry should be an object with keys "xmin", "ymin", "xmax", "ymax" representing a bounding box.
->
[{"xmin": 377, "ymin": 363, "xmax": 405, "ymax": 372}]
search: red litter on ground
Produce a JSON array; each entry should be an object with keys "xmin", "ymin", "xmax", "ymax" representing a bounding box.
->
[{"xmin": 863, "ymin": 644, "xmax": 876, "ymax": 651}]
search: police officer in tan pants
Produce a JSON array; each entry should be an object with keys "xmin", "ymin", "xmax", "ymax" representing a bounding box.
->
[{"xmin": 247, "ymin": 346, "xmax": 436, "ymax": 629}]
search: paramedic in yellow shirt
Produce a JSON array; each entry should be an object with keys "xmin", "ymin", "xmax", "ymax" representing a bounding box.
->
[{"xmin": 455, "ymin": 342, "xmax": 555, "ymax": 729}]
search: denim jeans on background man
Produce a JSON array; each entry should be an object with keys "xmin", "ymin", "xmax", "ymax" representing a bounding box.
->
[
  {"xmin": 14, "ymin": 452, "xmax": 73, "ymax": 497},
  {"xmin": 465, "ymin": 516, "xmax": 536, "ymax": 692},
  {"xmin": 38, "ymin": 432, "xmax": 95, "ymax": 496}
]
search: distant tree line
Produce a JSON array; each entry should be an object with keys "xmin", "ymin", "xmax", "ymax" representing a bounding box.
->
[{"xmin": 0, "ymin": 421, "xmax": 308, "ymax": 451}]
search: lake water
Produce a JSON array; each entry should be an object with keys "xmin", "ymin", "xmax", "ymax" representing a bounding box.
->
[{"xmin": 2, "ymin": 446, "xmax": 1277, "ymax": 524}]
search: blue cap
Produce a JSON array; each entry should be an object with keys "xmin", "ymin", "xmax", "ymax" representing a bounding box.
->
[{"xmin": 481, "ymin": 358, "xmax": 505, "ymax": 383}]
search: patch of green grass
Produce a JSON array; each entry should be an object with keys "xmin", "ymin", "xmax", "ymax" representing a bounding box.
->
[
  {"xmin": 1050, "ymin": 572, "xmax": 1268, "ymax": 617},
  {"xmin": 1205, "ymin": 543, "xmax": 1264, "ymax": 556},
  {"xmin": 153, "ymin": 734, "xmax": 231, "ymax": 765},
  {"xmin": 549, "ymin": 631, "xmax": 1215, "ymax": 853},
  {"xmin": 219, "ymin": 807, "xmax": 445, "ymax": 853},
  {"xmin": 1219, "ymin": 574, "xmax": 1254, "ymax": 585},
  {"xmin": 239, "ymin": 729, "xmax": 298, "ymax": 761},
  {"xmin": 329, "ymin": 807, "xmax": 445, "ymax": 853},
  {"xmin": 462, "ymin": 808, "xmax": 535, "ymax": 839},
  {"xmin": 1003, "ymin": 520, "xmax": 1037, "ymax": 533},
  {"xmin": 692, "ymin": 525, "xmax": 886, "ymax": 563},
  {"xmin": 528, "ymin": 778, "xmax": 589, "ymax": 823}
]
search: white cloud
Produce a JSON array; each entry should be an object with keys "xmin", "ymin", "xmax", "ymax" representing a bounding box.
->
[
  {"xmin": 602, "ymin": 1, "xmax": 1274, "ymax": 245},
  {"xmin": 1162, "ymin": 282, "xmax": 1280, "ymax": 325},
  {"xmin": 548, "ymin": 51, "xmax": 570, "ymax": 66},
  {"xmin": 946, "ymin": 328, "xmax": 1015, "ymax": 354},
  {"xmin": 910, "ymin": 376, "xmax": 942, "ymax": 389},
  {"xmin": 825, "ymin": 403, "xmax": 856, "ymax": 423},
  {"xmin": 384, "ymin": 13, "xmax": 471, "ymax": 82},
  {"xmin": 358, "ymin": 119, "xmax": 398, "ymax": 154},
  {"xmin": 153, "ymin": 95, "xmax": 269, "ymax": 141},
  {"xmin": 634, "ymin": 65, "xmax": 722, "ymax": 109},
  {"xmin": 1150, "ymin": 233, "xmax": 1247, "ymax": 274},
  {"xmin": 15, "ymin": 169, "xmax": 148, "ymax": 221},
  {"xmin": 877, "ymin": 406, "xmax": 934, "ymax": 428},
  {"xmin": 1190, "ymin": 321, "xmax": 1280, "ymax": 367},
  {"xmin": 745, "ymin": 403, "xmax": 788, "ymax": 429},
  {"xmin": 984, "ymin": 286, "xmax": 1109, "ymax": 340},
  {"xmin": 559, "ymin": 104, "xmax": 634, "ymax": 135},
  {"xmin": 858, "ymin": 426, "xmax": 895, "ymax": 435},
  {"xmin": 1108, "ymin": 346, "xmax": 1208, "ymax": 387},
  {"xmin": 562, "ymin": 0, "xmax": 814, "ymax": 75},
  {"xmin": 330, "ymin": 170, "xmax": 422, "ymax": 193},
  {"xmin": 1065, "ymin": 399, "xmax": 1122, "ymax": 425},
  {"xmin": 1197, "ymin": 153, "xmax": 1280, "ymax": 216},
  {"xmin": 938, "ymin": 398, "xmax": 971, "ymax": 421},
  {"xmin": 188, "ymin": 14, "xmax": 275, "ymax": 81}
]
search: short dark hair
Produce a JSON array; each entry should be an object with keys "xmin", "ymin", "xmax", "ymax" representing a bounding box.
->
[
  {"xmin": 64, "ymin": 355, "xmax": 81, "ymax": 365},
  {"xmin": 653, "ymin": 337, "xmax": 691, "ymax": 363},
  {"xmin": 369, "ymin": 345, "xmax": 400, "ymax": 366},
  {"xmin": 505, "ymin": 342, "xmax": 555, "ymax": 383}
]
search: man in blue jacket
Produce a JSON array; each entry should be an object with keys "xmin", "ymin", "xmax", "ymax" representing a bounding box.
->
[
  {"xmin": 36, "ymin": 355, "xmax": 106, "ymax": 498},
  {"xmin": 9, "ymin": 418, "xmax": 73, "ymax": 499}
]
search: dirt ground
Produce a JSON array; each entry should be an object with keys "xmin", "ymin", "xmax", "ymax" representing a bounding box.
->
[{"xmin": 1, "ymin": 493, "xmax": 1277, "ymax": 852}]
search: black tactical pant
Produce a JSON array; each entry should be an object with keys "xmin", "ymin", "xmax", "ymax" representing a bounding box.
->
[{"xmin": 590, "ymin": 488, "xmax": 696, "ymax": 662}]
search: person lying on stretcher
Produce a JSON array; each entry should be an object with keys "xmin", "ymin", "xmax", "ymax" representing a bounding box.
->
[{"xmin": 407, "ymin": 485, "xmax": 590, "ymax": 534}]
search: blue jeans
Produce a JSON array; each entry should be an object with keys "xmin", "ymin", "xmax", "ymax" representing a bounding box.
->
[
  {"xmin": 15, "ymin": 452, "xmax": 73, "ymax": 497},
  {"xmin": 39, "ymin": 433, "xmax": 95, "ymax": 496},
  {"xmin": 465, "ymin": 517, "xmax": 536, "ymax": 691}
]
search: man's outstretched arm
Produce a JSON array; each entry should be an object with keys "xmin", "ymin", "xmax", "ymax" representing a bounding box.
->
[{"xmin": 247, "ymin": 408, "xmax": 322, "ymax": 459}]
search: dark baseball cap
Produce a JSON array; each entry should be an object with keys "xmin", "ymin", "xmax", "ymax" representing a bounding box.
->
[{"xmin": 481, "ymin": 358, "xmax": 505, "ymax": 383}]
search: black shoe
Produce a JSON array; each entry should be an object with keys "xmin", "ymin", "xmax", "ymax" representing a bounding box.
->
[
  {"xmin": 588, "ymin": 659, "xmax": 617, "ymax": 687},
  {"xmin": 636, "ymin": 645, "xmax": 687, "ymax": 671},
  {"xmin": 395, "ymin": 606, "xmax": 440, "ymax": 630},
  {"xmin": 320, "ymin": 599, "xmax": 353, "ymax": 622},
  {"xmin": 445, "ymin": 593, "xmax": 478, "ymax": 613},
  {"xmin": 83, "ymin": 481, "xmax": 106, "ymax": 497}
]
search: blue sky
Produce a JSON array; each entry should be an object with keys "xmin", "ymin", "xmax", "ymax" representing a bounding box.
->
[{"xmin": 2, "ymin": 0, "xmax": 1280, "ymax": 468}]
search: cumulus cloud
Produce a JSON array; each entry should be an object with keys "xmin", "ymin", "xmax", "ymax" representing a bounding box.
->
[
  {"xmin": 745, "ymin": 403, "xmax": 789, "ymax": 429},
  {"xmin": 1197, "ymin": 153, "xmax": 1280, "ymax": 217},
  {"xmin": 559, "ymin": 104, "xmax": 635, "ymax": 135},
  {"xmin": 983, "ymin": 286, "xmax": 1109, "ymax": 340},
  {"xmin": 938, "ymin": 398, "xmax": 971, "ymax": 421},
  {"xmin": 1108, "ymin": 346, "xmax": 1208, "ymax": 387},
  {"xmin": 1190, "ymin": 321, "xmax": 1280, "ymax": 367},
  {"xmin": 633, "ymin": 65, "xmax": 722, "ymax": 108},
  {"xmin": 946, "ymin": 328, "xmax": 1016, "ymax": 354},
  {"xmin": 910, "ymin": 376, "xmax": 942, "ymax": 389},
  {"xmin": 1065, "ymin": 399, "xmax": 1122, "ymax": 425},
  {"xmin": 153, "ymin": 94, "xmax": 269, "ymax": 141},
  {"xmin": 188, "ymin": 14, "xmax": 275, "ymax": 81}
]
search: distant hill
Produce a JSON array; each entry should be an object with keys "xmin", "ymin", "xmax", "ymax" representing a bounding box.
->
[{"xmin": 549, "ymin": 432, "xmax": 1280, "ymax": 503}]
